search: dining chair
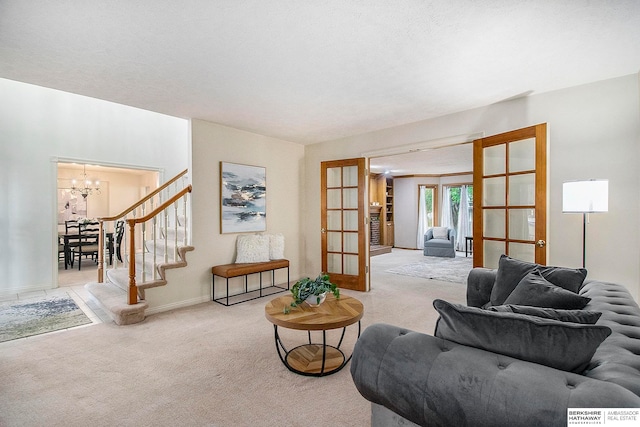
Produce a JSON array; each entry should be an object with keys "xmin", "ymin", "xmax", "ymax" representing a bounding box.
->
[
  {"xmin": 63, "ymin": 220, "xmax": 82, "ymax": 269},
  {"xmin": 114, "ymin": 220, "xmax": 125, "ymax": 263},
  {"xmin": 70, "ymin": 220, "xmax": 101, "ymax": 270}
]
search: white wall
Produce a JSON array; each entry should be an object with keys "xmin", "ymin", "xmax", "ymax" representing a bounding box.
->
[
  {"xmin": 142, "ymin": 119, "xmax": 305, "ymax": 311},
  {"xmin": 0, "ymin": 78, "xmax": 188, "ymax": 295},
  {"xmin": 393, "ymin": 174, "xmax": 472, "ymax": 249},
  {"xmin": 305, "ymin": 74, "xmax": 640, "ymax": 300}
]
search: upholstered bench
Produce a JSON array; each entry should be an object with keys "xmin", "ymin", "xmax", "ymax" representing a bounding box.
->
[{"xmin": 211, "ymin": 259, "xmax": 290, "ymax": 306}]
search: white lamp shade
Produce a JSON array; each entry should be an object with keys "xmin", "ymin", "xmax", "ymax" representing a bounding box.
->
[{"xmin": 562, "ymin": 180, "xmax": 608, "ymax": 213}]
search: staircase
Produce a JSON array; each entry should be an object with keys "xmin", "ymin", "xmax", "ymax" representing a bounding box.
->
[{"xmin": 85, "ymin": 169, "xmax": 194, "ymax": 325}]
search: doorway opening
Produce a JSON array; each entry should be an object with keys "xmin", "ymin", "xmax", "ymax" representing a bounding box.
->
[
  {"xmin": 367, "ymin": 138, "xmax": 475, "ymax": 285},
  {"xmin": 56, "ymin": 161, "xmax": 160, "ymax": 321}
]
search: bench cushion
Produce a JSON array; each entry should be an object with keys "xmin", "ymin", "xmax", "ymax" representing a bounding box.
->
[{"xmin": 211, "ymin": 259, "xmax": 289, "ymax": 278}]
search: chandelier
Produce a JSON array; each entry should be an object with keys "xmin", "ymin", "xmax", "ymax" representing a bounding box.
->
[{"xmin": 71, "ymin": 164, "xmax": 101, "ymax": 199}]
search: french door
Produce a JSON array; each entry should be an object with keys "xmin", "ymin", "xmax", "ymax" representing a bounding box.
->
[
  {"xmin": 321, "ymin": 158, "xmax": 368, "ymax": 291},
  {"xmin": 473, "ymin": 124, "xmax": 547, "ymax": 268}
]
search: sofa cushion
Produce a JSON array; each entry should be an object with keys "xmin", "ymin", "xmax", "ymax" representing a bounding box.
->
[
  {"xmin": 503, "ymin": 270, "xmax": 591, "ymax": 309},
  {"xmin": 490, "ymin": 255, "xmax": 587, "ymax": 306},
  {"xmin": 487, "ymin": 304, "xmax": 602, "ymax": 324},
  {"xmin": 433, "ymin": 299, "xmax": 612, "ymax": 373}
]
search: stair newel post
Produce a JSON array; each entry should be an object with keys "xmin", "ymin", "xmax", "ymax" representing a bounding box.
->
[
  {"xmin": 127, "ymin": 219, "xmax": 138, "ymax": 305},
  {"xmin": 141, "ymin": 220, "xmax": 147, "ymax": 283},
  {"xmin": 97, "ymin": 220, "xmax": 105, "ymax": 283}
]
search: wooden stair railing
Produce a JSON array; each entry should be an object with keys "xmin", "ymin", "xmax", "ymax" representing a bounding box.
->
[
  {"xmin": 96, "ymin": 169, "xmax": 191, "ymax": 304},
  {"xmin": 125, "ymin": 185, "xmax": 192, "ymax": 304}
]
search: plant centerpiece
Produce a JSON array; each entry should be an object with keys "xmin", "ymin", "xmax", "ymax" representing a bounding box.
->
[{"xmin": 290, "ymin": 273, "xmax": 339, "ymax": 307}]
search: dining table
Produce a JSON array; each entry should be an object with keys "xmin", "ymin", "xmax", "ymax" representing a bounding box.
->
[{"xmin": 59, "ymin": 231, "xmax": 114, "ymax": 269}]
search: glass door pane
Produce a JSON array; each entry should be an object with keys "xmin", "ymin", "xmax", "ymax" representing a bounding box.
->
[
  {"xmin": 474, "ymin": 124, "xmax": 547, "ymax": 268},
  {"xmin": 321, "ymin": 158, "xmax": 367, "ymax": 290}
]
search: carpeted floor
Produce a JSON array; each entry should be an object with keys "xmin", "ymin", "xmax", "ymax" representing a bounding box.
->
[
  {"xmin": 0, "ymin": 249, "xmax": 466, "ymax": 427},
  {"xmin": 386, "ymin": 254, "xmax": 473, "ymax": 284},
  {"xmin": 0, "ymin": 294, "xmax": 92, "ymax": 342}
]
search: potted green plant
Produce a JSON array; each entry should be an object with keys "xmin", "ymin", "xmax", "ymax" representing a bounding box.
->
[{"xmin": 290, "ymin": 273, "xmax": 340, "ymax": 306}]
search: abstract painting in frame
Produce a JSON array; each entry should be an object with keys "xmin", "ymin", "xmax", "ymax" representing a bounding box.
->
[{"xmin": 220, "ymin": 162, "xmax": 266, "ymax": 233}]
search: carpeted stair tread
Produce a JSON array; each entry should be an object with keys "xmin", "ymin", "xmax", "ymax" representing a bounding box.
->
[{"xmin": 85, "ymin": 282, "xmax": 148, "ymax": 325}]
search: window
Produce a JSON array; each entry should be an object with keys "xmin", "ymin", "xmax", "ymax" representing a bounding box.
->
[
  {"xmin": 417, "ymin": 185, "xmax": 437, "ymax": 248},
  {"xmin": 443, "ymin": 185, "xmax": 473, "ymax": 250}
]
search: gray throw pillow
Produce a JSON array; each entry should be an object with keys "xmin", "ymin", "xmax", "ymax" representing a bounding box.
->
[
  {"xmin": 433, "ymin": 299, "xmax": 611, "ymax": 373},
  {"xmin": 487, "ymin": 304, "xmax": 602, "ymax": 324},
  {"xmin": 503, "ymin": 270, "xmax": 591, "ymax": 309},
  {"xmin": 489, "ymin": 255, "xmax": 587, "ymax": 306}
]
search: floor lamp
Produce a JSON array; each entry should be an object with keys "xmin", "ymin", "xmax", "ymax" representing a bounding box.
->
[{"xmin": 562, "ymin": 179, "xmax": 608, "ymax": 268}]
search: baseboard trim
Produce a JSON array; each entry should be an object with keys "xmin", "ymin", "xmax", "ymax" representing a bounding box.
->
[{"xmin": 145, "ymin": 295, "xmax": 211, "ymax": 315}]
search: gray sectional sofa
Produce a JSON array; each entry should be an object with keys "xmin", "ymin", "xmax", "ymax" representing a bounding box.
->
[{"xmin": 351, "ymin": 256, "xmax": 640, "ymax": 427}]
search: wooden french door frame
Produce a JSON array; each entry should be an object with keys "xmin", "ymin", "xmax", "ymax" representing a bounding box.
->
[
  {"xmin": 321, "ymin": 158, "xmax": 368, "ymax": 292},
  {"xmin": 473, "ymin": 124, "xmax": 547, "ymax": 268}
]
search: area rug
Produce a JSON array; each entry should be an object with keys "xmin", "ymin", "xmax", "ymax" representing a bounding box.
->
[
  {"xmin": 0, "ymin": 295, "xmax": 92, "ymax": 342},
  {"xmin": 386, "ymin": 256, "xmax": 473, "ymax": 284}
]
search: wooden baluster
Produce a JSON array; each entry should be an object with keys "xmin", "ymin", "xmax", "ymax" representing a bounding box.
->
[
  {"xmin": 164, "ymin": 209, "xmax": 169, "ymax": 264},
  {"xmin": 98, "ymin": 220, "xmax": 104, "ymax": 283},
  {"xmin": 152, "ymin": 216, "xmax": 157, "ymax": 280},
  {"xmin": 174, "ymin": 200, "xmax": 179, "ymax": 262}
]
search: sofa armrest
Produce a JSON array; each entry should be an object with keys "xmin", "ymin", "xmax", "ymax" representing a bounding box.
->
[
  {"xmin": 424, "ymin": 229, "xmax": 434, "ymax": 242},
  {"xmin": 466, "ymin": 267, "xmax": 496, "ymax": 307},
  {"xmin": 351, "ymin": 323, "xmax": 640, "ymax": 427}
]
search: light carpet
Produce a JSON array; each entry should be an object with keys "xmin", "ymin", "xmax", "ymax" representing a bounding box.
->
[
  {"xmin": 386, "ymin": 255, "xmax": 473, "ymax": 284},
  {"xmin": 0, "ymin": 249, "xmax": 466, "ymax": 427},
  {"xmin": 0, "ymin": 294, "xmax": 92, "ymax": 342}
]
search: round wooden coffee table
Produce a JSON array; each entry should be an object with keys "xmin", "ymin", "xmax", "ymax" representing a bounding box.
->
[{"xmin": 264, "ymin": 294, "xmax": 364, "ymax": 376}]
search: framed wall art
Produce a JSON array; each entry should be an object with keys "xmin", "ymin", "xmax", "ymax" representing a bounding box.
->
[
  {"xmin": 220, "ymin": 162, "xmax": 266, "ymax": 233},
  {"xmin": 57, "ymin": 188, "xmax": 87, "ymax": 224}
]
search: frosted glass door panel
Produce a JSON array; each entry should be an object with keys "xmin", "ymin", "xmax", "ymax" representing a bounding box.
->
[
  {"xmin": 344, "ymin": 233, "xmax": 358, "ymax": 253},
  {"xmin": 327, "ymin": 232, "xmax": 342, "ymax": 252},
  {"xmin": 483, "ymin": 210, "xmax": 505, "ymax": 239},
  {"xmin": 344, "ymin": 254, "xmax": 359, "ymax": 275},
  {"xmin": 509, "ymin": 209, "xmax": 535, "ymax": 241},
  {"xmin": 343, "ymin": 211, "xmax": 358, "ymax": 231},
  {"xmin": 327, "ymin": 254, "xmax": 341, "ymax": 274},
  {"xmin": 327, "ymin": 211, "xmax": 341, "ymax": 230},
  {"xmin": 509, "ymin": 174, "xmax": 535, "ymax": 206},
  {"xmin": 509, "ymin": 138, "xmax": 535, "ymax": 173},
  {"xmin": 483, "ymin": 177, "xmax": 506, "ymax": 206},
  {"xmin": 343, "ymin": 188, "xmax": 358, "ymax": 209},
  {"xmin": 484, "ymin": 241, "xmax": 505, "ymax": 269},
  {"xmin": 343, "ymin": 166, "xmax": 358, "ymax": 187},
  {"xmin": 327, "ymin": 189, "xmax": 341, "ymax": 209},
  {"xmin": 484, "ymin": 145, "xmax": 506, "ymax": 175},
  {"xmin": 509, "ymin": 242, "xmax": 535, "ymax": 263},
  {"xmin": 327, "ymin": 167, "xmax": 341, "ymax": 187}
]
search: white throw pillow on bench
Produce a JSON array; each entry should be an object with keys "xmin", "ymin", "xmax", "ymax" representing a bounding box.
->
[
  {"xmin": 236, "ymin": 233, "xmax": 285, "ymax": 263},
  {"xmin": 236, "ymin": 234, "xmax": 270, "ymax": 263},
  {"xmin": 267, "ymin": 233, "xmax": 285, "ymax": 259}
]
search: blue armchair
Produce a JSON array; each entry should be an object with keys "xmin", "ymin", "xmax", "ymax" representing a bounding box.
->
[{"xmin": 423, "ymin": 227, "xmax": 456, "ymax": 258}]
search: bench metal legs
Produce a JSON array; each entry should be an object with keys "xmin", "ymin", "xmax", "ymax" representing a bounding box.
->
[{"xmin": 212, "ymin": 266, "xmax": 290, "ymax": 306}]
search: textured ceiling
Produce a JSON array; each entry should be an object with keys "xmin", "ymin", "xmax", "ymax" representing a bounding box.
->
[{"xmin": 1, "ymin": 0, "xmax": 640, "ymax": 149}]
